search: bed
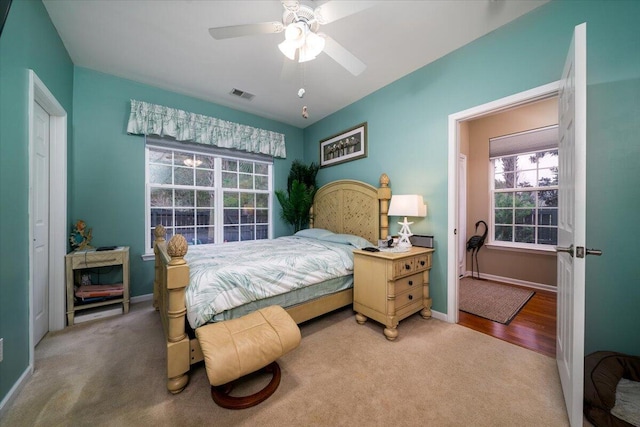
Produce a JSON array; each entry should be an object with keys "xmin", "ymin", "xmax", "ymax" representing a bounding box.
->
[{"xmin": 153, "ymin": 174, "xmax": 392, "ymax": 394}]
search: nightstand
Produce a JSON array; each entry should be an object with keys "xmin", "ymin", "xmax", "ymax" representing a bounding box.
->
[
  {"xmin": 353, "ymin": 246, "xmax": 434, "ymax": 340},
  {"xmin": 65, "ymin": 246, "xmax": 130, "ymax": 326}
]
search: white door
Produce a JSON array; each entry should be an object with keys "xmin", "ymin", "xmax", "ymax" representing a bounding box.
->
[
  {"xmin": 556, "ymin": 23, "xmax": 587, "ymax": 427},
  {"xmin": 458, "ymin": 154, "xmax": 467, "ymax": 277},
  {"xmin": 33, "ymin": 101, "xmax": 50, "ymax": 344}
]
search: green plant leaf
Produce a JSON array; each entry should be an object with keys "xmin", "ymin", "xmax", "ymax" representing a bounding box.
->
[{"xmin": 276, "ymin": 160, "xmax": 319, "ymax": 233}]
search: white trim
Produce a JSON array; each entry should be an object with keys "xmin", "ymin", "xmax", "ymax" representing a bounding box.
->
[
  {"xmin": 130, "ymin": 293, "xmax": 153, "ymax": 304},
  {"xmin": 28, "ymin": 70, "xmax": 67, "ymax": 374},
  {"xmin": 141, "ymin": 253, "xmax": 155, "ymax": 262},
  {"xmin": 447, "ymin": 81, "xmax": 560, "ymax": 324},
  {"xmin": 458, "ymin": 154, "xmax": 467, "ymax": 277},
  {"xmin": 429, "ymin": 310, "xmax": 447, "ymax": 322},
  {"xmin": 0, "ymin": 366, "xmax": 31, "ymax": 416},
  {"xmin": 485, "ymin": 241, "xmax": 557, "ymax": 255}
]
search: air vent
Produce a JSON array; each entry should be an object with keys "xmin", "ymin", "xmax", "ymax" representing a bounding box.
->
[{"xmin": 230, "ymin": 88, "xmax": 255, "ymax": 101}]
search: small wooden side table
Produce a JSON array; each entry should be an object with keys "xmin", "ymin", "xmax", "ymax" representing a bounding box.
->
[
  {"xmin": 353, "ymin": 246, "xmax": 434, "ymax": 340},
  {"xmin": 65, "ymin": 246, "xmax": 130, "ymax": 326}
]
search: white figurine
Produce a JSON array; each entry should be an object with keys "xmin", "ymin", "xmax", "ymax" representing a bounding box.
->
[{"xmin": 396, "ymin": 218, "xmax": 414, "ymax": 248}]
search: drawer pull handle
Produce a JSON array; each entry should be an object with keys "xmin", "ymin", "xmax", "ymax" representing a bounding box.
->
[
  {"xmin": 405, "ymin": 264, "xmax": 411, "ymax": 270},
  {"xmin": 408, "ymin": 295, "xmax": 413, "ymax": 300},
  {"xmin": 420, "ymin": 261, "xmax": 425, "ymax": 266},
  {"xmin": 408, "ymin": 280, "xmax": 413, "ymax": 286}
]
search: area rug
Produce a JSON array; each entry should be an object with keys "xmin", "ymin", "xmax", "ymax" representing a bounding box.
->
[{"xmin": 459, "ymin": 278, "xmax": 535, "ymax": 324}]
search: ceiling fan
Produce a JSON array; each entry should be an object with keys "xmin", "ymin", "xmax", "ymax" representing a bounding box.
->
[{"xmin": 208, "ymin": 1, "xmax": 375, "ymax": 76}]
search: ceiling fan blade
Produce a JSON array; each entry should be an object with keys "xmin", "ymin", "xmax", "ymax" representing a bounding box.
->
[
  {"xmin": 322, "ymin": 35, "xmax": 366, "ymax": 76},
  {"xmin": 208, "ymin": 22, "xmax": 284, "ymax": 40},
  {"xmin": 313, "ymin": 1, "xmax": 377, "ymax": 25},
  {"xmin": 281, "ymin": 1, "xmax": 300, "ymax": 13}
]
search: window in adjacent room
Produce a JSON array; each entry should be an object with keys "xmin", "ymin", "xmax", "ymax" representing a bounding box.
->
[
  {"xmin": 145, "ymin": 139, "xmax": 273, "ymax": 253},
  {"xmin": 490, "ymin": 125, "xmax": 558, "ymax": 250}
]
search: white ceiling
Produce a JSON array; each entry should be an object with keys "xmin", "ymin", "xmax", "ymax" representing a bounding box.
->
[{"xmin": 42, "ymin": 0, "xmax": 548, "ymax": 128}]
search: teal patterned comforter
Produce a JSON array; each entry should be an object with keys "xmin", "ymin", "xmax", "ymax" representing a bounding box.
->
[{"xmin": 184, "ymin": 236, "xmax": 357, "ymax": 329}]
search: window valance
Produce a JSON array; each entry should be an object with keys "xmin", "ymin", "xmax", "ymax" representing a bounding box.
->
[{"xmin": 127, "ymin": 99, "xmax": 286, "ymax": 158}]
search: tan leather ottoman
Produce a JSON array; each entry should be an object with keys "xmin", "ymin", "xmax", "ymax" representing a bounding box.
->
[{"xmin": 195, "ymin": 305, "xmax": 301, "ymax": 409}]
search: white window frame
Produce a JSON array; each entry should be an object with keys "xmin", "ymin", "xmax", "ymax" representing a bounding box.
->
[
  {"xmin": 488, "ymin": 126, "xmax": 559, "ymax": 253},
  {"xmin": 143, "ymin": 138, "xmax": 273, "ymax": 258}
]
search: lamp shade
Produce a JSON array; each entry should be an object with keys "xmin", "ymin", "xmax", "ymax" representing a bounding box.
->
[
  {"xmin": 305, "ymin": 31, "xmax": 325, "ymax": 57},
  {"xmin": 278, "ymin": 39, "xmax": 297, "ymax": 60},
  {"xmin": 278, "ymin": 22, "xmax": 325, "ymax": 64},
  {"xmin": 388, "ymin": 195, "xmax": 427, "ymax": 218}
]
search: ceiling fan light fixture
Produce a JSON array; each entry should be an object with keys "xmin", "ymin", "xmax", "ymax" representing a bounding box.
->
[
  {"xmin": 298, "ymin": 45, "xmax": 316, "ymax": 63},
  {"xmin": 305, "ymin": 31, "xmax": 325, "ymax": 57},
  {"xmin": 278, "ymin": 39, "xmax": 297, "ymax": 60},
  {"xmin": 284, "ymin": 22, "xmax": 305, "ymax": 47},
  {"xmin": 279, "ymin": 22, "xmax": 324, "ymax": 63}
]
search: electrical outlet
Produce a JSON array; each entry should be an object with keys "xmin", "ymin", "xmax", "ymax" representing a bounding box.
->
[{"xmin": 0, "ymin": 338, "xmax": 3, "ymax": 363}]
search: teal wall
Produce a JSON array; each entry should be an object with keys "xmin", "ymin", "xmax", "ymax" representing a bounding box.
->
[
  {"xmin": 72, "ymin": 67, "xmax": 304, "ymax": 298},
  {"xmin": 0, "ymin": 0, "xmax": 74, "ymax": 405},
  {"xmin": 304, "ymin": 0, "xmax": 640, "ymax": 355}
]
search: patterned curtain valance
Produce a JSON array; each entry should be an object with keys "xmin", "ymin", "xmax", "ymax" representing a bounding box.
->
[{"xmin": 127, "ymin": 99, "xmax": 286, "ymax": 158}]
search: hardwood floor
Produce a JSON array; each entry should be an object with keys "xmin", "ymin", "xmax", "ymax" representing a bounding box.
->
[{"xmin": 458, "ymin": 281, "xmax": 557, "ymax": 358}]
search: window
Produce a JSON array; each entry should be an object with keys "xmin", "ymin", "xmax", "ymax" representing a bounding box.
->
[
  {"xmin": 145, "ymin": 141, "xmax": 273, "ymax": 253},
  {"xmin": 490, "ymin": 126, "xmax": 558, "ymax": 249}
]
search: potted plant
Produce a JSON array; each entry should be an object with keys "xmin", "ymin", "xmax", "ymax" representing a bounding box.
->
[{"xmin": 275, "ymin": 160, "xmax": 319, "ymax": 233}]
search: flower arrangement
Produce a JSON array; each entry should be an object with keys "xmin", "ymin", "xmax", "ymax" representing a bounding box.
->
[{"xmin": 69, "ymin": 220, "xmax": 93, "ymax": 251}]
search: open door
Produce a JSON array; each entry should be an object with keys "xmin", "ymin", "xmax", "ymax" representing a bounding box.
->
[{"xmin": 556, "ymin": 22, "xmax": 589, "ymax": 427}]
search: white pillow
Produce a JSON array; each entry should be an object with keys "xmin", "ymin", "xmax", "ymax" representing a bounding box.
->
[
  {"xmin": 319, "ymin": 233, "xmax": 375, "ymax": 249},
  {"xmin": 294, "ymin": 228, "xmax": 335, "ymax": 239},
  {"xmin": 611, "ymin": 378, "xmax": 640, "ymax": 426}
]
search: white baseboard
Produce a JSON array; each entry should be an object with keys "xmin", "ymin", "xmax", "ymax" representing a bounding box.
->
[
  {"xmin": 130, "ymin": 293, "xmax": 152, "ymax": 304},
  {"xmin": 431, "ymin": 310, "xmax": 447, "ymax": 322},
  {"xmin": 0, "ymin": 365, "xmax": 31, "ymax": 417},
  {"xmin": 463, "ymin": 271, "xmax": 557, "ymax": 293}
]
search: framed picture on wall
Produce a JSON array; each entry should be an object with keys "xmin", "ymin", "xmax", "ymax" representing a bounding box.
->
[{"xmin": 319, "ymin": 122, "xmax": 367, "ymax": 168}]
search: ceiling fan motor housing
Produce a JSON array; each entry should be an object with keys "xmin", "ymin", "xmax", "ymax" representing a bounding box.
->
[{"xmin": 282, "ymin": 5, "xmax": 320, "ymax": 33}]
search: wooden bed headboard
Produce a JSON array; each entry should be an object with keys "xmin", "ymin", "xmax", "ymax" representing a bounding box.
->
[{"xmin": 310, "ymin": 173, "xmax": 391, "ymax": 244}]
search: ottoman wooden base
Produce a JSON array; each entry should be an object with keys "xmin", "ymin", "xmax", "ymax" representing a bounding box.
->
[
  {"xmin": 195, "ymin": 305, "xmax": 301, "ymax": 410},
  {"xmin": 211, "ymin": 361, "xmax": 281, "ymax": 409}
]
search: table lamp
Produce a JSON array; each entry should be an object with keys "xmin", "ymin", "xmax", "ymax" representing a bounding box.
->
[{"xmin": 387, "ymin": 195, "xmax": 427, "ymax": 248}]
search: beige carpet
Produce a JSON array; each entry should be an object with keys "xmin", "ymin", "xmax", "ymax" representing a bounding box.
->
[
  {"xmin": 1, "ymin": 302, "xmax": 570, "ymax": 426},
  {"xmin": 459, "ymin": 278, "xmax": 535, "ymax": 324}
]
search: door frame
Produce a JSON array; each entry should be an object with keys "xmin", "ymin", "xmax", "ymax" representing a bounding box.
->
[
  {"xmin": 446, "ymin": 81, "xmax": 560, "ymax": 323},
  {"xmin": 458, "ymin": 153, "xmax": 467, "ymax": 277},
  {"xmin": 28, "ymin": 70, "xmax": 67, "ymax": 367}
]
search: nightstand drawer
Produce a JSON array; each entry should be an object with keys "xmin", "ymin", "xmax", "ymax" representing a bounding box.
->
[
  {"xmin": 414, "ymin": 254, "xmax": 431, "ymax": 271},
  {"xmin": 395, "ymin": 289, "xmax": 422, "ymax": 312},
  {"xmin": 393, "ymin": 257, "xmax": 415, "ymax": 277},
  {"xmin": 394, "ymin": 272, "xmax": 422, "ymax": 295},
  {"xmin": 71, "ymin": 252, "xmax": 124, "ymax": 269}
]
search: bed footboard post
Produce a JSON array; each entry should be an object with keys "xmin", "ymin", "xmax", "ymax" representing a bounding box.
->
[
  {"xmin": 165, "ymin": 235, "xmax": 190, "ymax": 394},
  {"xmin": 378, "ymin": 173, "xmax": 391, "ymax": 239},
  {"xmin": 152, "ymin": 226, "xmax": 167, "ymax": 310}
]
